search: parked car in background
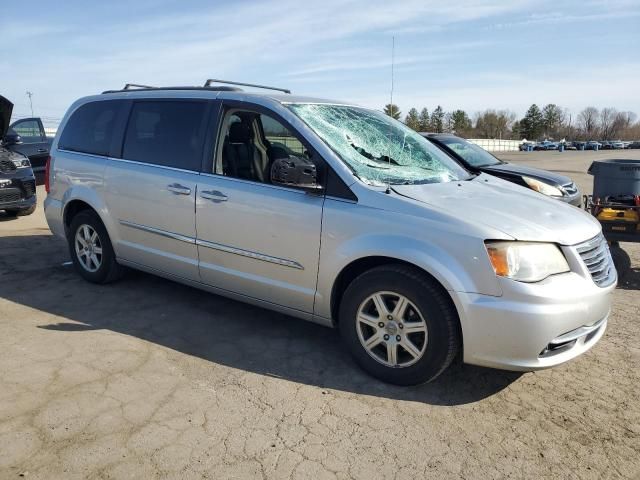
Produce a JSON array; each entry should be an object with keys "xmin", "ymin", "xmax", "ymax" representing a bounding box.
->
[
  {"xmin": 586, "ymin": 141, "xmax": 602, "ymax": 150},
  {"xmin": 573, "ymin": 141, "xmax": 587, "ymax": 150},
  {"xmin": 601, "ymin": 141, "xmax": 613, "ymax": 150},
  {"xmin": 534, "ymin": 141, "xmax": 559, "ymax": 151},
  {"xmin": 519, "ymin": 141, "xmax": 536, "ymax": 151},
  {"xmin": 629, "ymin": 141, "xmax": 640, "ymax": 149},
  {"xmin": 563, "ymin": 141, "xmax": 577, "ymax": 150},
  {"xmin": 424, "ymin": 133, "xmax": 581, "ymax": 206},
  {"xmin": 3, "ymin": 116, "xmax": 52, "ymax": 173},
  {"xmin": 45, "ymin": 82, "xmax": 613, "ymax": 385},
  {"xmin": 610, "ymin": 140, "xmax": 624, "ymax": 149},
  {"xmin": 0, "ymin": 96, "xmax": 37, "ymax": 216}
]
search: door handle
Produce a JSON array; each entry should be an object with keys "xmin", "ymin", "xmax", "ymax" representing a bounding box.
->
[
  {"xmin": 167, "ymin": 183, "xmax": 191, "ymax": 195},
  {"xmin": 200, "ymin": 190, "xmax": 228, "ymax": 202},
  {"xmin": 37, "ymin": 148, "xmax": 48, "ymax": 153}
]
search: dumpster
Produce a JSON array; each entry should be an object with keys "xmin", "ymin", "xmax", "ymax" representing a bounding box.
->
[
  {"xmin": 584, "ymin": 158, "xmax": 640, "ymax": 244},
  {"xmin": 588, "ymin": 159, "xmax": 640, "ymax": 199}
]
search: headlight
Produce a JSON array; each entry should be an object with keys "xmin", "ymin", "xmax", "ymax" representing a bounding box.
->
[
  {"xmin": 12, "ymin": 157, "xmax": 31, "ymax": 168},
  {"xmin": 485, "ymin": 241, "xmax": 570, "ymax": 282},
  {"xmin": 522, "ymin": 176, "xmax": 563, "ymax": 197}
]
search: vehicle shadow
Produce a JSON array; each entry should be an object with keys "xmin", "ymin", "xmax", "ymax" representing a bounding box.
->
[
  {"xmin": 612, "ymin": 244, "xmax": 639, "ymax": 290},
  {"xmin": 1, "ymin": 234, "xmax": 521, "ymax": 406},
  {"xmin": 0, "ymin": 211, "xmax": 18, "ymax": 222}
]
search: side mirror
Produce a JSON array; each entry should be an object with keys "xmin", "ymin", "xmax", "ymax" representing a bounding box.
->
[
  {"xmin": 271, "ymin": 156, "xmax": 323, "ymax": 192},
  {"xmin": 2, "ymin": 130, "xmax": 22, "ymax": 146}
]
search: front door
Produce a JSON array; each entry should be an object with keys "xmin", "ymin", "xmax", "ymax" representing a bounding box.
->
[
  {"xmin": 9, "ymin": 118, "xmax": 49, "ymax": 171},
  {"xmin": 195, "ymin": 106, "xmax": 324, "ymax": 313}
]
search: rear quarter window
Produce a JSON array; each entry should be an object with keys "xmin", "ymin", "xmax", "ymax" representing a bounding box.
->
[
  {"xmin": 122, "ymin": 101, "xmax": 208, "ymax": 171},
  {"xmin": 59, "ymin": 100, "xmax": 125, "ymax": 156}
]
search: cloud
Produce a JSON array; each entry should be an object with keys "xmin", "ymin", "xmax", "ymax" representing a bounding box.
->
[
  {"xmin": 2, "ymin": 0, "xmax": 637, "ymax": 124},
  {"xmin": 352, "ymin": 63, "xmax": 640, "ymax": 117}
]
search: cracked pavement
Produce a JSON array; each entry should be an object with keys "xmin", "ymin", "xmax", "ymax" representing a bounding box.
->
[{"xmin": 0, "ymin": 151, "xmax": 639, "ymax": 479}]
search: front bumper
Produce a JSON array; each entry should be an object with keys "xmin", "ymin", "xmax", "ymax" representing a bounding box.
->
[
  {"xmin": 0, "ymin": 172, "xmax": 37, "ymax": 210},
  {"xmin": 562, "ymin": 192, "xmax": 582, "ymax": 207},
  {"xmin": 454, "ymin": 266, "xmax": 615, "ymax": 371}
]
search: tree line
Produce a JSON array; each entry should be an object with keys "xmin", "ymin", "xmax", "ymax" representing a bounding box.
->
[{"xmin": 383, "ymin": 103, "xmax": 640, "ymax": 141}]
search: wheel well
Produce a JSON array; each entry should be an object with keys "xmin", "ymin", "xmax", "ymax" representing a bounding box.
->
[
  {"xmin": 330, "ymin": 256, "xmax": 456, "ymax": 325},
  {"xmin": 63, "ymin": 200, "xmax": 96, "ymax": 234}
]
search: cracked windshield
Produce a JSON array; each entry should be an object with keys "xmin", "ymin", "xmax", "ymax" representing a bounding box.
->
[{"xmin": 288, "ymin": 104, "xmax": 469, "ymax": 186}]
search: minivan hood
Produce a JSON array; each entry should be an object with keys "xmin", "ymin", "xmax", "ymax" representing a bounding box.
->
[
  {"xmin": 393, "ymin": 174, "xmax": 600, "ymax": 245},
  {"xmin": 0, "ymin": 95, "xmax": 13, "ymax": 138},
  {"xmin": 481, "ymin": 162, "xmax": 572, "ymax": 186}
]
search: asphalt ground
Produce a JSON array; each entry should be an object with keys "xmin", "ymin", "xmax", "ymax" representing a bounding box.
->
[{"xmin": 0, "ymin": 150, "xmax": 638, "ymax": 479}]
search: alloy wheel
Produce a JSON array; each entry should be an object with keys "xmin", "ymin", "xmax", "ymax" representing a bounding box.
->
[
  {"xmin": 74, "ymin": 224, "xmax": 103, "ymax": 273},
  {"xmin": 356, "ymin": 291, "xmax": 428, "ymax": 368}
]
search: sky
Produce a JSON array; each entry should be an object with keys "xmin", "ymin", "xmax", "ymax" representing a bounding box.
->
[{"xmin": 1, "ymin": 0, "xmax": 639, "ymax": 127}]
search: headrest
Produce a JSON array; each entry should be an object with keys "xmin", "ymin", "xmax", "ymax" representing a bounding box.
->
[{"xmin": 229, "ymin": 122, "xmax": 252, "ymax": 143}]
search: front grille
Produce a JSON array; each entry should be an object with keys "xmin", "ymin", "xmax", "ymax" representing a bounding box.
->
[
  {"xmin": 0, "ymin": 189, "xmax": 21, "ymax": 204},
  {"xmin": 563, "ymin": 182, "xmax": 578, "ymax": 195},
  {"xmin": 22, "ymin": 180, "xmax": 36, "ymax": 198},
  {"xmin": 576, "ymin": 234, "xmax": 615, "ymax": 287},
  {"xmin": 0, "ymin": 159, "xmax": 17, "ymax": 173}
]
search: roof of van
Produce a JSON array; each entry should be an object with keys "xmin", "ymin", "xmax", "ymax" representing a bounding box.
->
[{"xmin": 97, "ymin": 87, "xmax": 354, "ymax": 107}]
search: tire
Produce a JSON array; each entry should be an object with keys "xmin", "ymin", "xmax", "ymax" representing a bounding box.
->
[
  {"xmin": 6, "ymin": 205, "xmax": 37, "ymax": 217},
  {"xmin": 338, "ymin": 265, "xmax": 460, "ymax": 386},
  {"xmin": 67, "ymin": 210, "xmax": 124, "ymax": 284}
]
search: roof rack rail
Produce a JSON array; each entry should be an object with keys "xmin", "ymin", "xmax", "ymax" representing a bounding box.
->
[
  {"xmin": 123, "ymin": 83, "xmax": 155, "ymax": 90},
  {"xmin": 204, "ymin": 79, "xmax": 291, "ymax": 94}
]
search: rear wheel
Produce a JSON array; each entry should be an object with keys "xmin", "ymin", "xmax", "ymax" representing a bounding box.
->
[
  {"xmin": 339, "ymin": 265, "xmax": 460, "ymax": 385},
  {"xmin": 68, "ymin": 210, "xmax": 123, "ymax": 284}
]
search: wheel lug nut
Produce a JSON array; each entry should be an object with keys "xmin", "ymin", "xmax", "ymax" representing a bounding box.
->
[
  {"xmin": 399, "ymin": 323, "xmax": 403, "ymax": 329},
  {"xmin": 378, "ymin": 322, "xmax": 384, "ymax": 328},
  {"xmin": 396, "ymin": 335, "xmax": 401, "ymax": 341},
  {"xmin": 387, "ymin": 315, "xmax": 393, "ymax": 321},
  {"xmin": 383, "ymin": 334, "xmax": 389, "ymax": 341}
]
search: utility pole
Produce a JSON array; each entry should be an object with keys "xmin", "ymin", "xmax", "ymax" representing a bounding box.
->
[{"xmin": 26, "ymin": 91, "xmax": 34, "ymax": 117}]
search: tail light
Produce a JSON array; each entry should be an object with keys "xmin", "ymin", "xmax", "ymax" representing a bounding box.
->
[{"xmin": 45, "ymin": 155, "xmax": 51, "ymax": 193}]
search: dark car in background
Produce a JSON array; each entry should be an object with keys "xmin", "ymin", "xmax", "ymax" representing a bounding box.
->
[
  {"xmin": 423, "ymin": 133, "xmax": 581, "ymax": 206},
  {"xmin": 0, "ymin": 96, "xmax": 37, "ymax": 216},
  {"xmin": 3, "ymin": 116, "xmax": 52, "ymax": 173}
]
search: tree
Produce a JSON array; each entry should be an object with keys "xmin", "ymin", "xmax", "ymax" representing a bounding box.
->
[
  {"xmin": 599, "ymin": 108, "xmax": 617, "ymax": 140},
  {"xmin": 474, "ymin": 109, "xmax": 515, "ymax": 138},
  {"xmin": 450, "ymin": 109, "xmax": 472, "ymax": 136},
  {"xmin": 578, "ymin": 107, "xmax": 599, "ymax": 140},
  {"xmin": 520, "ymin": 104, "xmax": 544, "ymax": 140},
  {"xmin": 542, "ymin": 104, "xmax": 564, "ymax": 138},
  {"xmin": 431, "ymin": 105, "xmax": 445, "ymax": 133},
  {"xmin": 404, "ymin": 108, "xmax": 420, "ymax": 131},
  {"xmin": 383, "ymin": 104, "xmax": 401, "ymax": 120},
  {"xmin": 418, "ymin": 108, "xmax": 430, "ymax": 132},
  {"xmin": 511, "ymin": 119, "xmax": 522, "ymax": 139}
]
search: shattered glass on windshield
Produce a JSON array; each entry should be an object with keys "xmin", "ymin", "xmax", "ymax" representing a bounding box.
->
[{"xmin": 287, "ymin": 104, "xmax": 468, "ymax": 186}]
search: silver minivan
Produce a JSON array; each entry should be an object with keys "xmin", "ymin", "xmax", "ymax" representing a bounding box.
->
[{"xmin": 44, "ymin": 81, "xmax": 616, "ymax": 385}]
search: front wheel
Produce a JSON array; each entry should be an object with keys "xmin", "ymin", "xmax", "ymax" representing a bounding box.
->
[{"xmin": 339, "ymin": 265, "xmax": 460, "ymax": 385}]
